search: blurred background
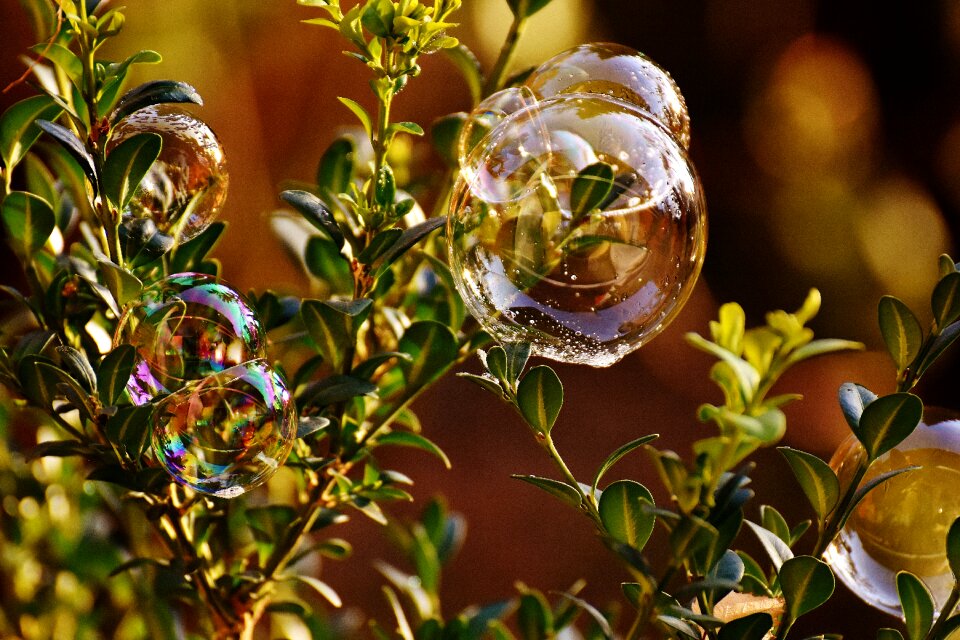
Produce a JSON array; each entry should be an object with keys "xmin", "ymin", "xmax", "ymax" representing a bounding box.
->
[{"xmin": 1, "ymin": 0, "xmax": 959, "ymax": 637}]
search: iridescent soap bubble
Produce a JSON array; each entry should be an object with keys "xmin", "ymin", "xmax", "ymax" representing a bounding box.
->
[
  {"xmin": 457, "ymin": 87, "xmax": 540, "ymax": 168},
  {"xmin": 824, "ymin": 408, "xmax": 960, "ymax": 615},
  {"xmin": 525, "ymin": 42, "xmax": 691, "ymax": 149},
  {"xmin": 152, "ymin": 359, "xmax": 297, "ymax": 498},
  {"xmin": 106, "ymin": 105, "xmax": 228, "ymax": 243},
  {"xmin": 117, "ymin": 273, "xmax": 265, "ymax": 405},
  {"xmin": 448, "ymin": 94, "xmax": 707, "ymax": 367}
]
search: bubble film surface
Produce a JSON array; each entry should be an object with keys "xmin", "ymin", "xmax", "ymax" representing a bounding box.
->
[
  {"xmin": 152, "ymin": 359, "xmax": 297, "ymax": 498},
  {"xmin": 525, "ymin": 42, "xmax": 691, "ymax": 149},
  {"xmin": 457, "ymin": 87, "xmax": 540, "ymax": 168},
  {"xmin": 448, "ymin": 95, "xmax": 706, "ymax": 367},
  {"xmin": 824, "ymin": 408, "xmax": 960, "ymax": 615},
  {"xmin": 107, "ymin": 105, "xmax": 228, "ymax": 243},
  {"xmin": 118, "ymin": 273, "xmax": 265, "ymax": 405}
]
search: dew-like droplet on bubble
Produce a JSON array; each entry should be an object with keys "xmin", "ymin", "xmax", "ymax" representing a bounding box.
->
[
  {"xmin": 457, "ymin": 86, "xmax": 540, "ymax": 168},
  {"xmin": 106, "ymin": 105, "xmax": 228, "ymax": 243},
  {"xmin": 117, "ymin": 273, "xmax": 265, "ymax": 405},
  {"xmin": 824, "ymin": 408, "xmax": 960, "ymax": 616},
  {"xmin": 448, "ymin": 94, "xmax": 706, "ymax": 367},
  {"xmin": 525, "ymin": 42, "xmax": 691, "ymax": 149},
  {"xmin": 152, "ymin": 359, "xmax": 297, "ymax": 498}
]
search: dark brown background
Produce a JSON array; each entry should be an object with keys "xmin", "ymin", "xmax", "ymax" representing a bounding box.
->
[{"xmin": 2, "ymin": 0, "xmax": 960, "ymax": 636}]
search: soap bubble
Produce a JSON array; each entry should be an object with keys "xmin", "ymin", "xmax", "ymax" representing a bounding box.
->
[
  {"xmin": 107, "ymin": 105, "xmax": 228, "ymax": 243},
  {"xmin": 152, "ymin": 359, "xmax": 297, "ymax": 498},
  {"xmin": 525, "ymin": 42, "xmax": 691, "ymax": 149},
  {"xmin": 448, "ymin": 94, "xmax": 707, "ymax": 367},
  {"xmin": 117, "ymin": 273, "xmax": 266, "ymax": 405},
  {"xmin": 824, "ymin": 408, "xmax": 960, "ymax": 615},
  {"xmin": 458, "ymin": 87, "xmax": 540, "ymax": 167}
]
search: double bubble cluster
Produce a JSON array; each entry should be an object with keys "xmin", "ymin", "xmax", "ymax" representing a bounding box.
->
[
  {"xmin": 448, "ymin": 43, "xmax": 706, "ymax": 367},
  {"xmin": 117, "ymin": 274, "xmax": 297, "ymax": 499}
]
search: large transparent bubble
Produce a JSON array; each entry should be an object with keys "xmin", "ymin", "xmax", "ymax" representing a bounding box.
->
[
  {"xmin": 448, "ymin": 94, "xmax": 707, "ymax": 367},
  {"xmin": 824, "ymin": 408, "xmax": 960, "ymax": 615},
  {"xmin": 106, "ymin": 105, "xmax": 228, "ymax": 243},
  {"xmin": 457, "ymin": 87, "xmax": 540, "ymax": 168},
  {"xmin": 525, "ymin": 42, "xmax": 691, "ymax": 149},
  {"xmin": 152, "ymin": 358, "xmax": 297, "ymax": 498},
  {"xmin": 117, "ymin": 273, "xmax": 266, "ymax": 405}
]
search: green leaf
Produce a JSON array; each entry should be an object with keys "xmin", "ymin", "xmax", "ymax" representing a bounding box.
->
[
  {"xmin": 570, "ymin": 162, "xmax": 615, "ymax": 219},
  {"xmin": 878, "ymin": 296, "xmax": 923, "ymax": 374},
  {"xmin": 398, "ymin": 321, "xmax": 458, "ymax": 390},
  {"xmin": 374, "ymin": 164, "xmax": 396, "ymax": 209},
  {"xmin": 511, "ymin": 474, "xmax": 581, "ymax": 507},
  {"xmin": 246, "ymin": 505, "xmax": 297, "ymax": 539},
  {"xmin": 785, "ymin": 338, "xmax": 865, "ymax": 366},
  {"xmin": 1, "ymin": 191, "xmax": 56, "ymax": 257},
  {"xmin": 304, "ymin": 236, "xmax": 352, "ymax": 293},
  {"xmin": 169, "ymin": 221, "xmax": 226, "ymax": 273},
  {"xmin": 300, "ymin": 298, "xmax": 372, "ymax": 371},
  {"xmin": 358, "ymin": 228, "xmax": 401, "ymax": 265},
  {"xmin": 443, "ymin": 45, "xmax": 483, "ymax": 105},
  {"xmin": 948, "ymin": 517, "xmax": 960, "ymax": 582},
  {"xmin": 554, "ymin": 592, "xmax": 613, "ymax": 639},
  {"xmin": 430, "ymin": 112, "xmax": 467, "ymax": 167},
  {"xmin": 281, "ymin": 190, "xmax": 345, "ymax": 250},
  {"xmin": 591, "ymin": 435, "xmax": 660, "ymax": 496},
  {"xmin": 284, "ymin": 575, "xmax": 342, "ymax": 608},
  {"xmin": 761, "ymin": 504, "xmax": 791, "ymax": 545},
  {"xmin": 105, "ymin": 404, "xmax": 155, "ymax": 460},
  {"xmin": 897, "ymin": 571, "xmax": 934, "ymax": 640},
  {"xmin": 506, "ymin": 0, "xmax": 556, "ymax": 18},
  {"xmin": 918, "ymin": 320, "xmax": 960, "ymax": 377},
  {"xmin": 745, "ymin": 520, "xmax": 794, "ymax": 570},
  {"xmin": 36, "ymin": 119, "xmax": 98, "ymax": 185},
  {"xmin": 717, "ymin": 613, "xmax": 773, "ymax": 640},
  {"xmin": 877, "ymin": 630, "xmax": 904, "ymax": 640},
  {"xmin": 669, "ymin": 515, "xmax": 719, "ymax": 562},
  {"xmin": 778, "ymin": 447, "xmax": 840, "ymax": 522},
  {"xmin": 109, "ymin": 80, "xmax": 202, "ymax": 126},
  {"xmin": 517, "ymin": 592, "xmax": 552, "ymax": 640},
  {"xmin": 361, "ymin": 0, "xmax": 395, "ymax": 37},
  {"xmin": 933, "ymin": 272, "xmax": 960, "ymax": 331},
  {"xmin": 373, "ymin": 217, "xmax": 446, "ymax": 275},
  {"xmin": 102, "ymin": 131, "xmax": 162, "ymax": 208},
  {"xmin": 855, "ymin": 392, "xmax": 923, "ymax": 461},
  {"xmin": 55, "ymin": 345, "xmax": 96, "ymax": 393},
  {"xmin": 598, "ymin": 480, "xmax": 656, "ymax": 551},
  {"xmin": 779, "ymin": 556, "xmax": 834, "ymax": 623},
  {"xmin": 0, "ymin": 95, "xmax": 63, "ymax": 169},
  {"xmin": 30, "ymin": 42, "xmax": 82, "ymax": 84},
  {"xmin": 297, "ymin": 416, "xmax": 330, "ymax": 439},
  {"xmin": 338, "ymin": 97, "xmax": 373, "ymax": 139},
  {"xmin": 99, "ymin": 260, "xmax": 143, "ymax": 306},
  {"xmin": 390, "ymin": 122, "xmax": 424, "ymax": 137},
  {"xmin": 838, "ymin": 382, "xmax": 878, "ymax": 430},
  {"xmin": 298, "ymin": 374, "xmax": 377, "ymax": 407},
  {"xmin": 516, "ymin": 365, "xmax": 563, "ymax": 435},
  {"xmin": 458, "ymin": 372, "xmax": 506, "ymax": 398},
  {"xmin": 375, "ymin": 432, "xmax": 451, "ymax": 469},
  {"xmin": 316, "ymin": 137, "xmax": 355, "ymax": 195},
  {"xmin": 27, "ymin": 438, "xmax": 92, "ymax": 461}
]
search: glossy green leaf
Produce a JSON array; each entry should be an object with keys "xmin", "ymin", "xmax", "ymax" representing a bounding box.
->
[
  {"xmin": 504, "ymin": 342, "xmax": 531, "ymax": 382},
  {"xmin": 375, "ymin": 432, "xmax": 451, "ymax": 469},
  {"xmin": 110, "ymin": 80, "xmax": 202, "ymax": 126},
  {"xmin": 780, "ymin": 556, "xmax": 834, "ymax": 622},
  {"xmin": 511, "ymin": 474, "xmax": 581, "ymax": 507},
  {"xmin": 285, "ymin": 575, "xmax": 342, "ymax": 608},
  {"xmin": 281, "ymin": 190, "xmax": 345, "ymax": 249},
  {"xmin": 99, "ymin": 260, "xmax": 143, "ymax": 306},
  {"xmin": 0, "ymin": 95, "xmax": 62, "ymax": 169},
  {"xmin": 745, "ymin": 520, "xmax": 794, "ymax": 570},
  {"xmin": 717, "ymin": 613, "xmax": 773, "ymax": 640},
  {"xmin": 300, "ymin": 298, "xmax": 372, "ymax": 371},
  {"xmin": 36, "ymin": 119, "xmax": 98, "ymax": 185},
  {"xmin": 304, "ymin": 236, "xmax": 352, "ymax": 293},
  {"xmin": 877, "ymin": 630, "xmax": 904, "ymax": 640},
  {"xmin": 431, "ymin": 112, "xmax": 467, "ymax": 167},
  {"xmin": 1, "ymin": 191, "xmax": 55, "ymax": 257},
  {"xmin": 374, "ymin": 164, "xmax": 396, "ymax": 209},
  {"xmin": 570, "ymin": 162, "xmax": 615, "ymax": 219},
  {"xmin": 878, "ymin": 295, "xmax": 923, "ymax": 374},
  {"xmin": 855, "ymin": 392, "xmax": 923, "ymax": 460},
  {"xmin": 169, "ymin": 221, "xmax": 226, "ymax": 272},
  {"xmin": 838, "ymin": 382, "xmax": 878, "ymax": 430},
  {"xmin": 297, "ymin": 374, "xmax": 377, "ymax": 408},
  {"xmin": 933, "ymin": 272, "xmax": 960, "ymax": 331},
  {"xmin": 918, "ymin": 320, "xmax": 960, "ymax": 377},
  {"xmin": 338, "ymin": 97, "xmax": 373, "ymax": 138},
  {"xmin": 361, "ymin": 0, "xmax": 394, "ymax": 37},
  {"xmin": 516, "ymin": 365, "xmax": 563, "ymax": 435},
  {"xmin": 316, "ymin": 136, "xmax": 355, "ymax": 195},
  {"xmin": 358, "ymin": 228, "xmax": 401, "ymax": 265},
  {"xmin": 760, "ymin": 504, "xmax": 791, "ymax": 545},
  {"xmin": 482, "ymin": 346, "xmax": 509, "ymax": 383},
  {"xmin": 591, "ymin": 434, "xmax": 660, "ymax": 495},
  {"xmin": 106, "ymin": 404, "xmax": 155, "ymax": 460},
  {"xmin": 103, "ymin": 132, "xmax": 161, "ymax": 208},
  {"xmin": 897, "ymin": 571, "xmax": 934, "ymax": 640},
  {"xmin": 598, "ymin": 480, "xmax": 656, "ymax": 551},
  {"xmin": 373, "ymin": 216, "xmax": 446, "ymax": 275},
  {"xmin": 55, "ymin": 345, "xmax": 96, "ymax": 393},
  {"xmin": 517, "ymin": 592, "xmax": 552, "ymax": 640},
  {"xmin": 778, "ymin": 447, "xmax": 840, "ymax": 522},
  {"xmin": 30, "ymin": 42, "xmax": 82, "ymax": 83},
  {"xmin": 398, "ymin": 321, "xmax": 458, "ymax": 389}
]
